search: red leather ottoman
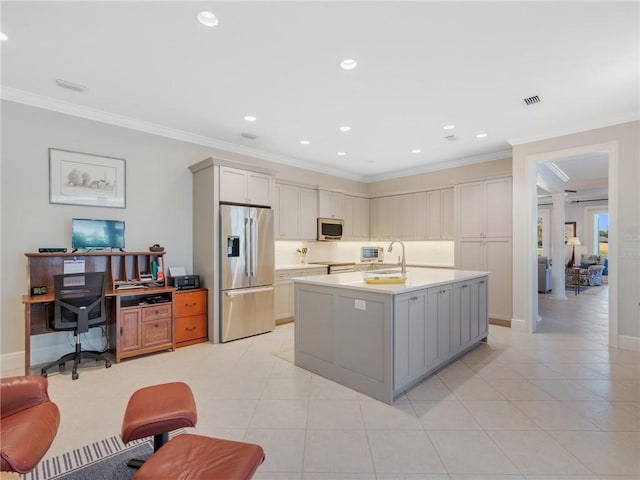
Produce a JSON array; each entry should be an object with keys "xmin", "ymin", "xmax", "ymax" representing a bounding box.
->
[
  {"xmin": 134, "ymin": 433, "xmax": 265, "ymax": 480},
  {"xmin": 121, "ymin": 382, "xmax": 197, "ymax": 467}
]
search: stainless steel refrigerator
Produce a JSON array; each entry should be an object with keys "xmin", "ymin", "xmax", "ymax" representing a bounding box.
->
[{"xmin": 220, "ymin": 204, "xmax": 275, "ymax": 342}]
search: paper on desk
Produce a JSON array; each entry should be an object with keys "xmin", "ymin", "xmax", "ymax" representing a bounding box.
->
[
  {"xmin": 64, "ymin": 259, "xmax": 85, "ymax": 274},
  {"xmin": 63, "ymin": 259, "xmax": 86, "ymax": 286},
  {"xmin": 169, "ymin": 266, "xmax": 186, "ymax": 277}
]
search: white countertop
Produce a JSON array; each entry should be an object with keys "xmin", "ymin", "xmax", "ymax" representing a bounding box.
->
[
  {"xmin": 292, "ymin": 267, "xmax": 488, "ymax": 294},
  {"xmin": 276, "ymin": 263, "xmax": 328, "ymax": 271}
]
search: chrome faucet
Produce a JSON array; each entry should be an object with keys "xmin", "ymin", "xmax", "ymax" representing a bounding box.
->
[{"xmin": 387, "ymin": 240, "xmax": 406, "ymax": 275}]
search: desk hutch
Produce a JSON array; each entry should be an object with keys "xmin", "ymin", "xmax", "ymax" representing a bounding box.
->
[{"xmin": 22, "ymin": 251, "xmax": 177, "ymax": 374}]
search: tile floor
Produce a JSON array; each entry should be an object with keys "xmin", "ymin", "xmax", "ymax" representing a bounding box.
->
[{"xmin": 11, "ymin": 284, "xmax": 640, "ymax": 479}]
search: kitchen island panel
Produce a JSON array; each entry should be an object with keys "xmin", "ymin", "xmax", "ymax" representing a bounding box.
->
[
  {"xmin": 296, "ymin": 288, "xmax": 334, "ymax": 364},
  {"xmin": 295, "ymin": 284, "xmax": 394, "ymax": 404},
  {"xmin": 336, "ymin": 294, "xmax": 387, "ymax": 382}
]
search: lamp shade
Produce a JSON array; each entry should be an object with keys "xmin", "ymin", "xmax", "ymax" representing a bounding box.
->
[{"xmin": 567, "ymin": 236, "xmax": 581, "ymax": 246}]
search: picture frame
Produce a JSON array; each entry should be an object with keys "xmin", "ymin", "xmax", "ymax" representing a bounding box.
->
[
  {"xmin": 564, "ymin": 221, "xmax": 576, "ymax": 243},
  {"xmin": 49, "ymin": 148, "xmax": 126, "ymax": 208}
]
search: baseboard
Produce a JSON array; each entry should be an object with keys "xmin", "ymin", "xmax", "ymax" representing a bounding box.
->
[
  {"xmin": 617, "ymin": 335, "xmax": 640, "ymax": 352},
  {"xmin": 510, "ymin": 317, "xmax": 527, "ymax": 332},
  {"xmin": 489, "ymin": 318, "xmax": 511, "ymax": 327},
  {"xmin": 0, "ymin": 351, "xmax": 25, "ymax": 374}
]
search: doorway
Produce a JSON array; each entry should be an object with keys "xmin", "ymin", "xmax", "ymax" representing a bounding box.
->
[{"xmin": 519, "ymin": 141, "xmax": 618, "ymax": 347}]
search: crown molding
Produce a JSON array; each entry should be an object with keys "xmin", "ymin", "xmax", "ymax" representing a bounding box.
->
[
  {"xmin": 0, "ymin": 87, "xmax": 364, "ymax": 182},
  {"xmin": 362, "ymin": 149, "xmax": 513, "ymax": 183},
  {"xmin": 507, "ymin": 111, "xmax": 640, "ymax": 146}
]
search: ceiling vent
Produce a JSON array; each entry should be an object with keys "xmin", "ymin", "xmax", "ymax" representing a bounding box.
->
[
  {"xmin": 444, "ymin": 134, "xmax": 458, "ymax": 142},
  {"xmin": 523, "ymin": 95, "xmax": 541, "ymax": 106},
  {"xmin": 240, "ymin": 132, "xmax": 258, "ymax": 140}
]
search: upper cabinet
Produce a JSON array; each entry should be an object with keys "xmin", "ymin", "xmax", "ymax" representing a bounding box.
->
[
  {"xmin": 370, "ymin": 197, "xmax": 393, "ymax": 240},
  {"xmin": 370, "ymin": 188, "xmax": 454, "ymax": 241},
  {"xmin": 273, "ymin": 184, "xmax": 317, "ymax": 240},
  {"xmin": 219, "ymin": 166, "xmax": 273, "ymax": 206},
  {"xmin": 456, "ymin": 178, "xmax": 511, "ymax": 239},
  {"xmin": 425, "ymin": 188, "xmax": 454, "ymax": 240},
  {"xmin": 318, "ymin": 189, "xmax": 344, "ymax": 219},
  {"xmin": 342, "ymin": 195, "xmax": 369, "ymax": 240}
]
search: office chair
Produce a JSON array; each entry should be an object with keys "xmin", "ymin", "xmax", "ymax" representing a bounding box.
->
[{"xmin": 41, "ymin": 272, "xmax": 112, "ymax": 380}]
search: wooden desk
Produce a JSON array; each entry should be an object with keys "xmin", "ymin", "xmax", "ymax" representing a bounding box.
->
[{"xmin": 22, "ymin": 251, "xmax": 176, "ymax": 375}]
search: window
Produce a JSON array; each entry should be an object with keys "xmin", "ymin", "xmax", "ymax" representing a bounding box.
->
[{"xmin": 594, "ymin": 212, "xmax": 609, "ymax": 257}]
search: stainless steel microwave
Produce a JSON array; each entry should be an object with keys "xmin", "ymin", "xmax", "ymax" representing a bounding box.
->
[{"xmin": 317, "ymin": 218, "xmax": 343, "ymax": 241}]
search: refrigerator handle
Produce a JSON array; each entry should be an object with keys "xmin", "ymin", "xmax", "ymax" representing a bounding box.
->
[
  {"xmin": 251, "ymin": 217, "xmax": 258, "ymax": 277},
  {"xmin": 244, "ymin": 217, "xmax": 251, "ymax": 277}
]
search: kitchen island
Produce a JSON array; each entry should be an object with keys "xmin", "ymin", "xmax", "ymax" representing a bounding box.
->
[{"xmin": 294, "ymin": 268, "xmax": 489, "ymax": 404}]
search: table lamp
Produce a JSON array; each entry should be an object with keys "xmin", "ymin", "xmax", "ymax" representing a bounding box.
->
[{"xmin": 567, "ymin": 236, "xmax": 581, "ymax": 268}]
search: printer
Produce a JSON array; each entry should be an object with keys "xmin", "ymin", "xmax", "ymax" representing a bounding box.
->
[{"xmin": 168, "ymin": 275, "xmax": 200, "ymax": 290}]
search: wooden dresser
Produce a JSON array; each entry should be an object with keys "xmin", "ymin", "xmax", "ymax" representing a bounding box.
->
[{"xmin": 174, "ymin": 288, "xmax": 208, "ymax": 347}]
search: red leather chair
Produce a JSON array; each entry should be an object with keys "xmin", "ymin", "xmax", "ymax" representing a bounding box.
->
[{"xmin": 0, "ymin": 376, "xmax": 60, "ymax": 473}]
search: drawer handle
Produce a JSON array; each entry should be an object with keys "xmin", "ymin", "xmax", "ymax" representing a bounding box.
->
[
  {"xmin": 185, "ymin": 326, "xmax": 197, "ymax": 332},
  {"xmin": 155, "ymin": 323, "xmax": 159, "ymax": 328},
  {"xmin": 461, "ymin": 285, "xmax": 468, "ymax": 288},
  {"xmin": 479, "ymin": 281, "xmax": 486, "ymax": 284},
  {"xmin": 185, "ymin": 302, "xmax": 197, "ymax": 308}
]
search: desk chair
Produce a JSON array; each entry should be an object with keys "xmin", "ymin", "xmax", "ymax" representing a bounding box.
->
[{"xmin": 40, "ymin": 272, "xmax": 112, "ymax": 380}]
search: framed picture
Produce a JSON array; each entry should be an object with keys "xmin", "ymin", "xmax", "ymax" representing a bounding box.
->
[
  {"xmin": 49, "ymin": 148, "xmax": 126, "ymax": 208},
  {"xmin": 564, "ymin": 221, "xmax": 576, "ymax": 243}
]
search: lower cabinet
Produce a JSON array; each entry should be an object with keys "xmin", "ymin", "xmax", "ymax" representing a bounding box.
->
[
  {"xmin": 116, "ymin": 291, "xmax": 174, "ymax": 362},
  {"xmin": 393, "ymin": 278, "xmax": 487, "ymax": 392},
  {"xmin": 452, "ymin": 277, "xmax": 488, "ymax": 352},
  {"xmin": 174, "ymin": 289, "xmax": 208, "ymax": 347},
  {"xmin": 275, "ymin": 267, "xmax": 327, "ymax": 324}
]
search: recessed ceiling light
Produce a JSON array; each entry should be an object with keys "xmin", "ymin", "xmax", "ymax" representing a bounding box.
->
[
  {"xmin": 339, "ymin": 125, "xmax": 351, "ymax": 132},
  {"xmin": 337, "ymin": 152, "xmax": 347, "ymax": 156},
  {"xmin": 0, "ymin": 32, "xmax": 8, "ymax": 41},
  {"xmin": 476, "ymin": 133, "xmax": 488, "ymax": 138},
  {"xmin": 340, "ymin": 59, "xmax": 357, "ymax": 70},
  {"xmin": 411, "ymin": 149, "xmax": 421, "ymax": 154},
  {"xmin": 197, "ymin": 11, "xmax": 219, "ymax": 27},
  {"xmin": 443, "ymin": 124, "xmax": 455, "ymax": 130},
  {"xmin": 300, "ymin": 140, "xmax": 310, "ymax": 145},
  {"xmin": 244, "ymin": 115, "xmax": 257, "ymax": 122}
]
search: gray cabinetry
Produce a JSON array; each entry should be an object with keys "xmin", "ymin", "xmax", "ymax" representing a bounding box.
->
[
  {"xmin": 427, "ymin": 285, "xmax": 452, "ymax": 369},
  {"xmin": 393, "ymin": 280, "xmax": 487, "ymax": 395},
  {"xmin": 296, "ymin": 272, "xmax": 488, "ymax": 404},
  {"xmin": 452, "ymin": 277, "xmax": 488, "ymax": 354},
  {"xmin": 393, "ymin": 291, "xmax": 427, "ymax": 389}
]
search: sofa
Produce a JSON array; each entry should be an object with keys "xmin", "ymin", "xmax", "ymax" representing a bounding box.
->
[
  {"xmin": 565, "ymin": 254, "xmax": 606, "ymax": 287},
  {"xmin": 0, "ymin": 376, "xmax": 60, "ymax": 473}
]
